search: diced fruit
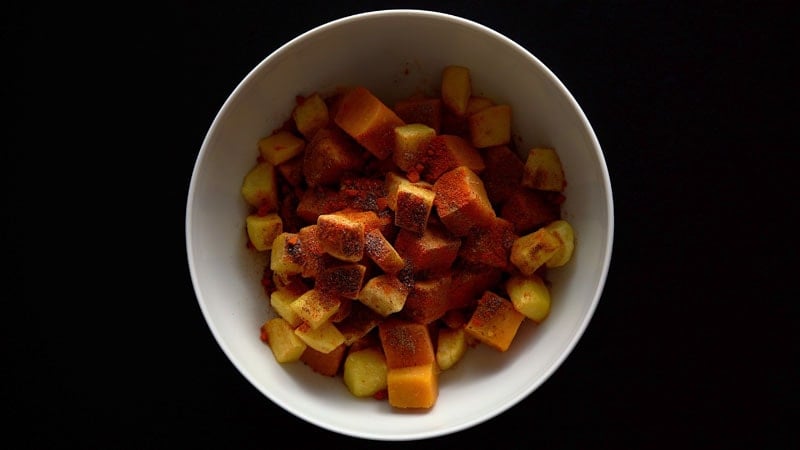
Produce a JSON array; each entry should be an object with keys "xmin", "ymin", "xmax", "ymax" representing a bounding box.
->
[
  {"xmin": 447, "ymin": 261, "xmax": 503, "ymax": 311},
  {"xmin": 292, "ymin": 92, "xmax": 330, "ymax": 138},
  {"xmin": 378, "ymin": 318, "xmax": 435, "ymax": 369},
  {"xmin": 522, "ymin": 147, "xmax": 566, "ymax": 192},
  {"xmin": 544, "ymin": 219, "xmax": 575, "ymax": 268},
  {"xmin": 393, "ymin": 123, "xmax": 436, "ymax": 171},
  {"xmin": 363, "ymin": 229, "xmax": 405, "ymax": 274},
  {"xmin": 394, "ymin": 182, "xmax": 436, "ymax": 234},
  {"xmin": 343, "ymin": 347, "xmax": 389, "ymax": 397},
  {"xmin": 394, "ymin": 226, "xmax": 461, "ymax": 275},
  {"xmin": 418, "ymin": 134, "xmax": 485, "ymax": 183},
  {"xmin": 258, "ymin": 130, "xmax": 306, "ymax": 166},
  {"xmin": 464, "ymin": 291, "xmax": 525, "ymax": 352},
  {"xmin": 393, "ymin": 97, "xmax": 442, "ymax": 134},
  {"xmin": 270, "ymin": 232, "xmax": 304, "ymax": 275},
  {"xmin": 433, "ymin": 166, "xmax": 496, "ymax": 236},
  {"xmin": 270, "ymin": 289, "xmax": 304, "ymax": 327},
  {"xmin": 302, "ymin": 127, "xmax": 364, "ymax": 187},
  {"xmin": 245, "ymin": 213, "xmax": 283, "ymax": 251},
  {"xmin": 402, "ymin": 275, "xmax": 452, "ymax": 324},
  {"xmin": 468, "ymin": 104, "xmax": 511, "ymax": 148},
  {"xmin": 294, "ymin": 321, "xmax": 346, "ymax": 354},
  {"xmin": 290, "ymin": 289, "xmax": 342, "ymax": 330},
  {"xmin": 316, "ymin": 213, "xmax": 365, "ymax": 262},
  {"xmin": 510, "ymin": 227, "xmax": 564, "ymax": 276},
  {"xmin": 441, "ymin": 65, "xmax": 471, "ymax": 116},
  {"xmin": 241, "ymin": 161, "xmax": 279, "ymax": 211},
  {"xmin": 506, "ymin": 273, "xmax": 551, "ymax": 322},
  {"xmin": 262, "ymin": 317, "xmax": 307, "ymax": 363},
  {"xmin": 357, "ymin": 274, "xmax": 409, "ymax": 317},
  {"xmin": 334, "ymin": 86, "xmax": 406, "ymax": 160},
  {"xmin": 500, "ymin": 188, "xmax": 560, "ymax": 235},
  {"xmin": 301, "ymin": 343, "xmax": 346, "ymax": 377},
  {"xmin": 386, "ymin": 363, "xmax": 438, "ymax": 409},
  {"xmin": 436, "ymin": 327, "xmax": 467, "ymax": 371},
  {"xmin": 315, "ymin": 264, "xmax": 366, "ymax": 299},
  {"xmin": 458, "ymin": 216, "xmax": 517, "ymax": 269}
]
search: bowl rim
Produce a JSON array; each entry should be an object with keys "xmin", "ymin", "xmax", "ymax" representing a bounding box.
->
[{"xmin": 185, "ymin": 8, "xmax": 614, "ymax": 441}]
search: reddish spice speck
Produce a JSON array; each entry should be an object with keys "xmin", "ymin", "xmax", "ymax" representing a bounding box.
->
[
  {"xmin": 373, "ymin": 389, "xmax": 388, "ymax": 400},
  {"xmin": 406, "ymin": 170, "xmax": 420, "ymax": 183},
  {"xmin": 259, "ymin": 325, "xmax": 269, "ymax": 343},
  {"xmin": 256, "ymin": 204, "xmax": 271, "ymax": 217}
]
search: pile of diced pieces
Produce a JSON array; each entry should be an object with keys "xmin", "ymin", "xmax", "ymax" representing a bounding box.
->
[{"xmin": 241, "ymin": 65, "xmax": 575, "ymax": 410}]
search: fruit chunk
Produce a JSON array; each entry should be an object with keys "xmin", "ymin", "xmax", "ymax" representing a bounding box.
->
[
  {"xmin": 418, "ymin": 134, "xmax": 485, "ymax": 183},
  {"xmin": 262, "ymin": 317, "xmax": 307, "ymax": 363},
  {"xmin": 294, "ymin": 321, "xmax": 346, "ymax": 354},
  {"xmin": 334, "ymin": 86, "xmax": 406, "ymax": 160},
  {"xmin": 436, "ymin": 327, "xmax": 467, "ymax": 371},
  {"xmin": 510, "ymin": 227, "xmax": 564, "ymax": 275},
  {"xmin": 394, "ymin": 181, "xmax": 436, "ymax": 234},
  {"xmin": 292, "ymin": 92, "xmax": 330, "ymax": 138},
  {"xmin": 241, "ymin": 161, "xmax": 279, "ymax": 211},
  {"xmin": 506, "ymin": 273, "xmax": 551, "ymax": 322},
  {"xmin": 378, "ymin": 318, "xmax": 435, "ymax": 369},
  {"xmin": 433, "ymin": 166, "xmax": 496, "ymax": 236},
  {"xmin": 458, "ymin": 216, "xmax": 517, "ymax": 269},
  {"xmin": 343, "ymin": 347, "xmax": 389, "ymax": 397},
  {"xmin": 386, "ymin": 363, "xmax": 438, "ymax": 409},
  {"xmin": 363, "ymin": 228, "xmax": 405, "ymax": 274},
  {"xmin": 522, "ymin": 147, "xmax": 566, "ymax": 192},
  {"xmin": 301, "ymin": 343, "xmax": 346, "ymax": 377},
  {"xmin": 468, "ymin": 104, "xmax": 511, "ymax": 148},
  {"xmin": 500, "ymin": 189, "xmax": 560, "ymax": 235},
  {"xmin": 290, "ymin": 288, "xmax": 342, "ymax": 329},
  {"xmin": 357, "ymin": 274, "xmax": 409, "ymax": 317},
  {"xmin": 245, "ymin": 213, "xmax": 283, "ymax": 252},
  {"xmin": 544, "ymin": 219, "xmax": 575, "ymax": 268},
  {"xmin": 270, "ymin": 232, "xmax": 304, "ymax": 275},
  {"xmin": 402, "ymin": 275, "xmax": 452, "ymax": 324},
  {"xmin": 447, "ymin": 261, "xmax": 503, "ymax": 311},
  {"xmin": 316, "ymin": 213, "xmax": 365, "ymax": 262},
  {"xmin": 393, "ymin": 123, "xmax": 436, "ymax": 171},
  {"xmin": 302, "ymin": 127, "xmax": 363, "ymax": 187},
  {"xmin": 258, "ymin": 130, "xmax": 306, "ymax": 166},
  {"xmin": 464, "ymin": 291, "xmax": 525, "ymax": 352},
  {"xmin": 441, "ymin": 65, "xmax": 471, "ymax": 116},
  {"xmin": 394, "ymin": 226, "xmax": 461, "ymax": 274}
]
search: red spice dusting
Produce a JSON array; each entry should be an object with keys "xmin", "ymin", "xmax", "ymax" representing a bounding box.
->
[
  {"xmin": 373, "ymin": 389, "xmax": 388, "ymax": 400},
  {"xmin": 259, "ymin": 325, "xmax": 269, "ymax": 343},
  {"xmin": 406, "ymin": 170, "xmax": 420, "ymax": 183}
]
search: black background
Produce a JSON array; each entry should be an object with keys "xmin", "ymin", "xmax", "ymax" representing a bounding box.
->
[{"xmin": 4, "ymin": 1, "xmax": 796, "ymax": 448}]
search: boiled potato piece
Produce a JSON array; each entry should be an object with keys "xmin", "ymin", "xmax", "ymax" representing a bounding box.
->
[
  {"xmin": 343, "ymin": 347, "xmax": 388, "ymax": 397},
  {"xmin": 510, "ymin": 227, "xmax": 563, "ymax": 275},
  {"xmin": 258, "ymin": 130, "xmax": 305, "ymax": 166},
  {"xmin": 245, "ymin": 213, "xmax": 283, "ymax": 251},
  {"xmin": 468, "ymin": 104, "xmax": 511, "ymax": 148},
  {"xmin": 544, "ymin": 219, "xmax": 575, "ymax": 268},
  {"xmin": 436, "ymin": 327, "xmax": 467, "ymax": 371},
  {"xmin": 262, "ymin": 317, "xmax": 307, "ymax": 363},
  {"xmin": 506, "ymin": 273, "xmax": 551, "ymax": 322},
  {"xmin": 241, "ymin": 161, "xmax": 278, "ymax": 210},
  {"xmin": 522, "ymin": 147, "xmax": 566, "ymax": 192},
  {"xmin": 441, "ymin": 65, "xmax": 471, "ymax": 116},
  {"xmin": 292, "ymin": 92, "xmax": 330, "ymax": 138}
]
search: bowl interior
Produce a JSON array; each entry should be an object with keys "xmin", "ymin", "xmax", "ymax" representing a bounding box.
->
[{"xmin": 186, "ymin": 9, "xmax": 613, "ymax": 441}]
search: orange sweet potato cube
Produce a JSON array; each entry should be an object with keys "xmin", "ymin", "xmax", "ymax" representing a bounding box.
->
[
  {"xmin": 394, "ymin": 182, "xmax": 436, "ymax": 235},
  {"xmin": 315, "ymin": 264, "xmax": 367, "ymax": 299},
  {"xmin": 468, "ymin": 104, "xmax": 511, "ymax": 148},
  {"xmin": 378, "ymin": 318, "xmax": 435, "ymax": 369},
  {"xmin": 447, "ymin": 261, "xmax": 503, "ymax": 311},
  {"xmin": 300, "ymin": 342, "xmax": 346, "ymax": 377},
  {"xmin": 292, "ymin": 92, "xmax": 330, "ymax": 139},
  {"xmin": 316, "ymin": 213, "xmax": 365, "ymax": 262},
  {"xmin": 338, "ymin": 176, "xmax": 388, "ymax": 213},
  {"xmin": 464, "ymin": 291, "xmax": 525, "ymax": 352},
  {"xmin": 334, "ymin": 86, "xmax": 406, "ymax": 160},
  {"xmin": 276, "ymin": 154, "xmax": 305, "ymax": 187},
  {"xmin": 302, "ymin": 126, "xmax": 364, "ymax": 187},
  {"xmin": 433, "ymin": 166, "xmax": 496, "ymax": 236},
  {"xmin": 386, "ymin": 363, "xmax": 438, "ymax": 409},
  {"xmin": 402, "ymin": 275, "xmax": 452, "ymax": 324},
  {"xmin": 364, "ymin": 228, "xmax": 405, "ymax": 274},
  {"xmin": 394, "ymin": 226, "xmax": 461, "ymax": 275},
  {"xmin": 500, "ymin": 188, "xmax": 560, "ymax": 235},
  {"xmin": 296, "ymin": 187, "xmax": 347, "ymax": 224},
  {"xmin": 419, "ymin": 134, "xmax": 485, "ymax": 183},
  {"xmin": 394, "ymin": 96, "xmax": 443, "ymax": 134},
  {"xmin": 458, "ymin": 217, "xmax": 518, "ymax": 269},
  {"xmin": 480, "ymin": 145, "xmax": 526, "ymax": 205}
]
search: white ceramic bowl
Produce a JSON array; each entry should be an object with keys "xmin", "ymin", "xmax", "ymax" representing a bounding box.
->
[{"xmin": 186, "ymin": 9, "xmax": 613, "ymax": 441}]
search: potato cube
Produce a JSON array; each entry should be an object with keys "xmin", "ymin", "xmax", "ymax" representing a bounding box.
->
[
  {"xmin": 394, "ymin": 226, "xmax": 461, "ymax": 275},
  {"xmin": 262, "ymin": 317, "xmax": 307, "ymax": 363},
  {"xmin": 270, "ymin": 232, "xmax": 304, "ymax": 275},
  {"xmin": 378, "ymin": 318, "xmax": 435, "ymax": 369},
  {"xmin": 316, "ymin": 213, "xmax": 365, "ymax": 262},
  {"xmin": 258, "ymin": 130, "xmax": 306, "ymax": 166},
  {"xmin": 290, "ymin": 289, "xmax": 342, "ymax": 329},
  {"xmin": 393, "ymin": 123, "xmax": 436, "ymax": 171},
  {"xmin": 332, "ymin": 209, "xmax": 386, "ymax": 233},
  {"xmin": 500, "ymin": 188, "xmax": 560, "ymax": 235},
  {"xmin": 296, "ymin": 225, "xmax": 332, "ymax": 278},
  {"xmin": 315, "ymin": 264, "xmax": 366, "ymax": 299},
  {"xmin": 245, "ymin": 213, "xmax": 283, "ymax": 251},
  {"xmin": 394, "ymin": 97, "xmax": 442, "ymax": 134},
  {"xmin": 506, "ymin": 273, "xmax": 551, "ymax": 322},
  {"xmin": 292, "ymin": 92, "xmax": 330, "ymax": 138},
  {"xmin": 294, "ymin": 321, "xmax": 346, "ymax": 354},
  {"xmin": 334, "ymin": 86, "xmax": 406, "ymax": 160},
  {"xmin": 433, "ymin": 166, "xmax": 496, "ymax": 236},
  {"xmin": 241, "ymin": 161, "xmax": 279, "ymax": 211},
  {"xmin": 447, "ymin": 261, "xmax": 503, "ymax": 311},
  {"xmin": 436, "ymin": 327, "xmax": 467, "ymax": 371},
  {"xmin": 301, "ymin": 343, "xmax": 346, "ymax": 377},
  {"xmin": 465, "ymin": 96, "xmax": 494, "ymax": 115},
  {"xmin": 302, "ymin": 127, "xmax": 364, "ymax": 187},
  {"xmin": 464, "ymin": 291, "xmax": 525, "ymax": 352},
  {"xmin": 522, "ymin": 147, "xmax": 566, "ymax": 192},
  {"xmin": 337, "ymin": 301, "xmax": 385, "ymax": 345},
  {"xmin": 544, "ymin": 219, "xmax": 575, "ymax": 268},
  {"xmin": 270, "ymin": 289, "xmax": 303, "ymax": 327},
  {"xmin": 480, "ymin": 145, "xmax": 526, "ymax": 205},
  {"xmin": 343, "ymin": 347, "xmax": 388, "ymax": 397},
  {"xmin": 395, "ymin": 182, "xmax": 436, "ymax": 234},
  {"xmin": 468, "ymin": 104, "xmax": 511, "ymax": 148},
  {"xmin": 510, "ymin": 227, "xmax": 564, "ymax": 275},
  {"xmin": 364, "ymin": 229, "xmax": 405, "ymax": 274},
  {"xmin": 387, "ymin": 363, "xmax": 438, "ymax": 409},
  {"xmin": 272, "ymin": 271, "xmax": 309, "ymax": 297},
  {"xmin": 385, "ymin": 172, "xmax": 433, "ymax": 211},
  {"xmin": 402, "ymin": 275, "xmax": 452, "ymax": 324},
  {"xmin": 458, "ymin": 217, "xmax": 517, "ymax": 269},
  {"xmin": 338, "ymin": 177, "xmax": 388, "ymax": 213},
  {"xmin": 419, "ymin": 134, "xmax": 485, "ymax": 183},
  {"xmin": 441, "ymin": 65, "xmax": 471, "ymax": 116},
  {"xmin": 357, "ymin": 274, "xmax": 410, "ymax": 317}
]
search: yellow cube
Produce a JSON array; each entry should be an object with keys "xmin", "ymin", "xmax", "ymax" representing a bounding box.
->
[
  {"xmin": 358, "ymin": 274, "xmax": 409, "ymax": 317},
  {"xmin": 240, "ymin": 162, "xmax": 278, "ymax": 211},
  {"xmin": 544, "ymin": 219, "xmax": 575, "ymax": 268},
  {"xmin": 468, "ymin": 104, "xmax": 511, "ymax": 148},
  {"xmin": 510, "ymin": 227, "xmax": 563, "ymax": 275},
  {"xmin": 270, "ymin": 232, "xmax": 304, "ymax": 275},
  {"xmin": 294, "ymin": 321, "xmax": 346, "ymax": 354},
  {"xmin": 393, "ymin": 123, "xmax": 436, "ymax": 171},
  {"xmin": 245, "ymin": 213, "xmax": 283, "ymax": 251},
  {"xmin": 262, "ymin": 317, "xmax": 307, "ymax": 363},
  {"xmin": 436, "ymin": 327, "xmax": 467, "ymax": 371},
  {"xmin": 269, "ymin": 289, "xmax": 303, "ymax": 327},
  {"xmin": 258, "ymin": 130, "xmax": 306, "ymax": 166},
  {"xmin": 292, "ymin": 92, "xmax": 330, "ymax": 138},
  {"xmin": 506, "ymin": 273, "xmax": 551, "ymax": 322},
  {"xmin": 290, "ymin": 289, "xmax": 341, "ymax": 330},
  {"xmin": 441, "ymin": 65, "xmax": 471, "ymax": 116},
  {"xmin": 522, "ymin": 147, "xmax": 566, "ymax": 192},
  {"xmin": 343, "ymin": 347, "xmax": 388, "ymax": 397},
  {"xmin": 464, "ymin": 291, "xmax": 525, "ymax": 352}
]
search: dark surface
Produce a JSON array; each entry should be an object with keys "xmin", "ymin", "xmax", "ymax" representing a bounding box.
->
[{"xmin": 5, "ymin": 1, "xmax": 796, "ymax": 448}]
